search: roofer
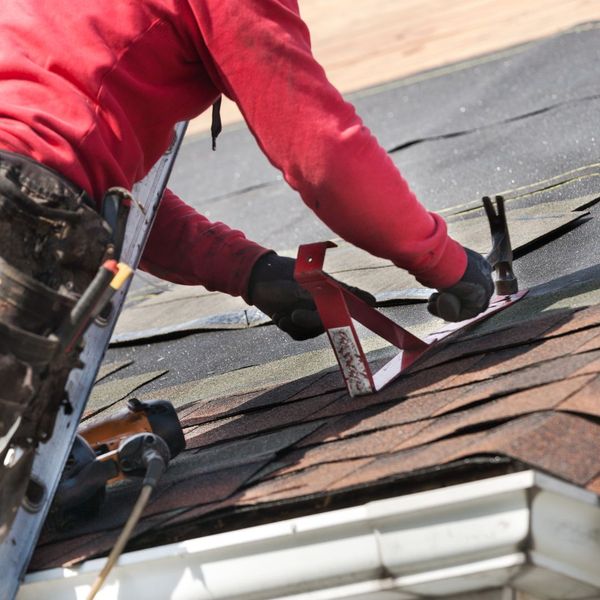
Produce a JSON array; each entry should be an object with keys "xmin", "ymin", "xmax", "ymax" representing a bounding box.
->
[{"xmin": 0, "ymin": 0, "xmax": 493, "ymax": 540}]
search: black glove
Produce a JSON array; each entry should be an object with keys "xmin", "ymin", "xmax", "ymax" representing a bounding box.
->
[
  {"xmin": 427, "ymin": 248, "xmax": 494, "ymax": 322},
  {"xmin": 247, "ymin": 252, "xmax": 376, "ymax": 341}
]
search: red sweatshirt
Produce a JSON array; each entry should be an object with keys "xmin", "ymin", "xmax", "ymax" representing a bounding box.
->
[{"xmin": 0, "ymin": 0, "xmax": 466, "ymax": 297}]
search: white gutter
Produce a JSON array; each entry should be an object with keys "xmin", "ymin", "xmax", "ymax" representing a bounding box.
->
[{"xmin": 17, "ymin": 470, "xmax": 600, "ymax": 600}]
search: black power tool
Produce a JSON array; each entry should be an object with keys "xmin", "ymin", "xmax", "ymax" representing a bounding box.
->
[{"xmin": 49, "ymin": 398, "xmax": 185, "ymax": 529}]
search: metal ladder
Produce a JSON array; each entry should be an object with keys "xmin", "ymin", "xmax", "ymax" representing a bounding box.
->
[{"xmin": 0, "ymin": 122, "xmax": 188, "ymax": 600}]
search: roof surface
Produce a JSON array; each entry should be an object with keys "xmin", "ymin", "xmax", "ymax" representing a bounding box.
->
[{"xmin": 30, "ymin": 22, "xmax": 600, "ymax": 571}]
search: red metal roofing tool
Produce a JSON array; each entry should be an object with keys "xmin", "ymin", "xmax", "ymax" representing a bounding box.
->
[{"xmin": 294, "ymin": 197, "xmax": 526, "ymax": 397}]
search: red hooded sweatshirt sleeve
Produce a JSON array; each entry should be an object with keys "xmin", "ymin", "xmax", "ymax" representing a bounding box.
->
[
  {"xmin": 138, "ymin": 188, "xmax": 269, "ymax": 296},
  {"xmin": 0, "ymin": 0, "xmax": 466, "ymax": 296}
]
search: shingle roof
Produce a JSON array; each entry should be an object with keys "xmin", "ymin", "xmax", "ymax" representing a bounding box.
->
[
  {"xmin": 30, "ymin": 301, "xmax": 600, "ymax": 570},
  {"xmin": 29, "ymin": 22, "xmax": 600, "ymax": 573}
]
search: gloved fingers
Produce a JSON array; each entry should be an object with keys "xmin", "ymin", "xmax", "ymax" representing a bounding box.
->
[
  {"xmin": 249, "ymin": 258, "xmax": 375, "ymax": 339},
  {"xmin": 252, "ymin": 280, "xmax": 308, "ymax": 305},
  {"xmin": 426, "ymin": 249, "xmax": 494, "ymax": 323},
  {"xmin": 291, "ymin": 308, "xmax": 323, "ymax": 334},
  {"xmin": 427, "ymin": 291, "xmax": 462, "ymax": 322},
  {"xmin": 291, "ymin": 283, "xmax": 319, "ymax": 307},
  {"xmin": 274, "ymin": 309, "xmax": 324, "ymax": 341},
  {"xmin": 252, "ymin": 281, "xmax": 316, "ymax": 316},
  {"xmin": 451, "ymin": 281, "xmax": 492, "ymax": 318},
  {"xmin": 428, "ymin": 290, "xmax": 492, "ymax": 322},
  {"xmin": 273, "ymin": 315, "xmax": 304, "ymax": 340}
]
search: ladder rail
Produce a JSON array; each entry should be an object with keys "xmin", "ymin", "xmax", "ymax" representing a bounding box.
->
[{"xmin": 0, "ymin": 122, "xmax": 188, "ymax": 600}]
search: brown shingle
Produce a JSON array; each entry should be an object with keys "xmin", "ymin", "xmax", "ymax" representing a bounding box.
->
[
  {"xmin": 573, "ymin": 332, "xmax": 600, "ymax": 354},
  {"xmin": 431, "ymin": 331, "xmax": 600, "ymax": 390},
  {"xmin": 558, "ymin": 374, "xmax": 600, "ymax": 418},
  {"xmin": 33, "ymin": 300, "xmax": 600, "ymax": 571},
  {"xmin": 495, "ymin": 413, "xmax": 600, "ymax": 486},
  {"xmin": 180, "ymin": 376, "xmax": 330, "ymax": 426},
  {"xmin": 587, "ymin": 476, "xmax": 600, "ymax": 495},
  {"xmin": 332, "ymin": 413, "xmax": 600, "ymax": 492},
  {"xmin": 394, "ymin": 375, "xmax": 594, "ymax": 452},
  {"xmin": 31, "ymin": 509, "xmax": 183, "ymax": 571},
  {"xmin": 148, "ymin": 495, "xmax": 245, "ymax": 532},
  {"xmin": 271, "ymin": 420, "xmax": 428, "ymax": 477},
  {"xmin": 146, "ymin": 461, "xmax": 267, "ymax": 516},
  {"xmin": 309, "ymin": 388, "xmax": 464, "ymax": 442},
  {"xmin": 541, "ymin": 304, "xmax": 600, "ymax": 338},
  {"xmin": 330, "ymin": 430, "xmax": 490, "ymax": 491},
  {"xmin": 185, "ymin": 394, "xmax": 338, "ymax": 449},
  {"xmin": 414, "ymin": 309, "xmax": 572, "ymax": 371},
  {"xmin": 241, "ymin": 458, "xmax": 372, "ymax": 504}
]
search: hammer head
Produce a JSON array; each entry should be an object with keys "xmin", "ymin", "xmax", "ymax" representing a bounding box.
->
[{"xmin": 482, "ymin": 195, "xmax": 518, "ymax": 296}]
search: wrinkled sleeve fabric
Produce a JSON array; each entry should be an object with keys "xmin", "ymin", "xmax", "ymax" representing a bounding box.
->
[
  {"xmin": 186, "ymin": 0, "xmax": 466, "ymax": 289},
  {"xmin": 139, "ymin": 188, "xmax": 270, "ymax": 299}
]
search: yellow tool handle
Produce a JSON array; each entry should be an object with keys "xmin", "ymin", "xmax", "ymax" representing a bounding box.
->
[{"xmin": 110, "ymin": 262, "xmax": 134, "ymax": 290}]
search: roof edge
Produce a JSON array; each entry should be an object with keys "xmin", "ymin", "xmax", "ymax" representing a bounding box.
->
[{"xmin": 18, "ymin": 471, "xmax": 600, "ymax": 600}]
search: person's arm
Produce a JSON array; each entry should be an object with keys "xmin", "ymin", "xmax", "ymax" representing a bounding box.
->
[
  {"xmin": 186, "ymin": 0, "xmax": 466, "ymax": 289},
  {"xmin": 139, "ymin": 188, "xmax": 270, "ymax": 299}
]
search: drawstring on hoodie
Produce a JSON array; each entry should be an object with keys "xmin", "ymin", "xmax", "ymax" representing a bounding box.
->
[{"xmin": 211, "ymin": 96, "xmax": 222, "ymax": 151}]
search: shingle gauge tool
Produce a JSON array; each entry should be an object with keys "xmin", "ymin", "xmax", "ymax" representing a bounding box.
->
[{"xmin": 295, "ymin": 196, "xmax": 526, "ymax": 397}]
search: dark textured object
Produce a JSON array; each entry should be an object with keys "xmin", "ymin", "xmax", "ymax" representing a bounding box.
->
[
  {"xmin": 248, "ymin": 252, "xmax": 376, "ymax": 341},
  {"xmin": 427, "ymin": 247, "xmax": 494, "ymax": 321},
  {"xmin": 0, "ymin": 152, "xmax": 113, "ymax": 547}
]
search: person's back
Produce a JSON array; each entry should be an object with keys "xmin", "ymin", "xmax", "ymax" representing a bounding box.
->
[{"xmin": 0, "ymin": 0, "xmax": 219, "ymax": 201}]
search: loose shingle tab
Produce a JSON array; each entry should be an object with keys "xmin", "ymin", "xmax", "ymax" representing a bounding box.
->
[
  {"xmin": 557, "ymin": 374, "xmax": 600, "ymax": 418},
  {"xmin": 95, "ymin": 360, "xmax": 133, "ymax": 383},
  {"xmin": 82, "ymin": 370, "xmax": 168, "ymax": 421}
]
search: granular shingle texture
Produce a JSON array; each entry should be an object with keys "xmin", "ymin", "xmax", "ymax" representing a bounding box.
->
[{"xmin": 30, "ymin": 302, "xmax": 600, "ymax": 570}]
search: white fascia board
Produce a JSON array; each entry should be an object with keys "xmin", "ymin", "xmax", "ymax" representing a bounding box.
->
[
  {"xmin": 394, "ymin": 553, "xmax": 526, "ymax": 595},
  {"xmin": 17, "ymin": 470, "xmax": 600, "ymax": 600}
]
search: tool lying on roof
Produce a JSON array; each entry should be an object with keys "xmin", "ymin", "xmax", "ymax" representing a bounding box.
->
[
  {"xmin": 50, "ymin": 398, "xmax": 185, "ymax": 527},
  {"xmin": 295, "ymin": 195, "xmax": 526, "ymax": 397},
  {"xmin": 49, "ymin": 398, "xmax": 186, "ymax": 600}
]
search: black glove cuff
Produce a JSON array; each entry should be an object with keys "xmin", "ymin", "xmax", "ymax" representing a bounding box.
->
[{"xmin": 247, "ymin": 252, "xmax": 293, "ymax": 304}]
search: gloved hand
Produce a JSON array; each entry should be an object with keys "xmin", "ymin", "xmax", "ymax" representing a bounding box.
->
[
  {"xmin": 427, "ymin": 248, "xmax": 494, "ymax": 322},
  {"xmin": 247, "ymin": 252, "xmax": 376, "ymax": 341}
]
